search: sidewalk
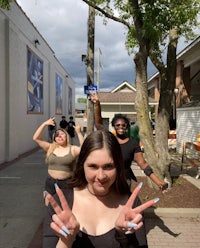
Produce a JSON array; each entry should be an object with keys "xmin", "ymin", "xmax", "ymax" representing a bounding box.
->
[
  {"xmin": 0, "ymin": 150, "xmax": 200, "ymax": 248},
  {"xmin": 0, "ymin": 149, "xmax": 46, "ymax": 248}
]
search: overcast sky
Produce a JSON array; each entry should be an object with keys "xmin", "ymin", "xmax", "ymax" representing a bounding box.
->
[{"xmin": 16, "ymin": 0, "xmax": 198, "ymax": 100}]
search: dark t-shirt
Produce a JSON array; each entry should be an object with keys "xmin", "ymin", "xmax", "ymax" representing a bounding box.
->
[
  {"xmin": 43, "ymin": 187, "xmax": 148, "ymax": 248},
  {"xmin": 67, "ymin": 120, "xmax": 75, "ymax": 137},
  {"xmin": 120, "ymin": 139, "xmax": 141, "ymax": 181},
  {"xmin": 59, "ymin": 120, "xmax": 68, "ymax": 129},
  {"xmin": 48, "ymin": 125, "xmax": 55, "ymax": 131}
]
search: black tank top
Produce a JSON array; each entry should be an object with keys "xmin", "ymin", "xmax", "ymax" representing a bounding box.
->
[{"xmin": 43, "ymin": 188, "xmax": 148, "ymax": 248}]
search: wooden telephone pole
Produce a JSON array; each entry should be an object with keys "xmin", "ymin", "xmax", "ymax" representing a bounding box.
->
[
  {"xmin": 86, "ymin": 6, "xmax": 95, "ymax": 134},
  {"xmin": 97, "ymin": 48, "xmax": 102, "ymax": 90}
]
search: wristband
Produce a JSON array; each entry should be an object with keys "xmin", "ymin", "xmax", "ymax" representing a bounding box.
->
[{"xmin": 143, "ymin": 165, "xmax": 154, "ymax": 176}]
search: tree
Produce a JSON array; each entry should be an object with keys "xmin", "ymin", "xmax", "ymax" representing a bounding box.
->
[
  {"xmin": 82, "ymin": 0, "xmax": 200, "ymax": 186},
  {"xmin": 0, "ymin": 0, "xmax": 12, "ymax": 9},
  {"xmin": 77, "ymin": 98, "xmax": 87, "ymax": 104}
]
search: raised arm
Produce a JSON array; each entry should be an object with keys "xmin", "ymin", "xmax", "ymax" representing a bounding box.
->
[
  {"xmin": 74, "ymin": 124, "xmax": 84, "ymax": 146},
  {"xmin": 90, "ymin": 91, "xmax": 105, "ymax": 130},
  {"xmin": 33, "ymin": 117, "xmax": 56, "ymax": 152}
]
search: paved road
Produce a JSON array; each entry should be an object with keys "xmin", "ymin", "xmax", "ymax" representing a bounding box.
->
[{"xmin": 0, "ymin": 145, "xmax": 200, "ymax": 248}]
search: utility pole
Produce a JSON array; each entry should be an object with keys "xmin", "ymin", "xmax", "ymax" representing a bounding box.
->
[
  {"xmin": 97, "ymin": 48, "xmax": 102, "ymax": 90},
  {"xmin": 86, "ymin": 6, "xmax": 95, "ymax": 134}
]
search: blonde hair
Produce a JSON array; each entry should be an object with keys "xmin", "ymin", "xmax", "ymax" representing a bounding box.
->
[{"xmin": 45, "ymin": 128, "xmax": 70, "ymax": 162}]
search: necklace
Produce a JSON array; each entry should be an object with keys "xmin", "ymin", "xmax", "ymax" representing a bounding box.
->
[{"xmin": 87, "ymin": 186, "xmax": 110, "ymax": 197}]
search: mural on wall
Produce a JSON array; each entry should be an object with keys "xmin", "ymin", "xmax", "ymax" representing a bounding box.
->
[
  {"xmin": 56, "ymin": 74, "xmax": 63, "ymax": 114},
  {"xmin": 68, "ymin": 86, "xmax": 72, "ymax": 115},
  {"xmin": 27, "ymin": 48, "xmax": 43, "ymax": 113}
]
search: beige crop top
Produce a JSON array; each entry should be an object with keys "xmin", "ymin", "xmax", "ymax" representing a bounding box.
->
[{"xmin": 46, "ymin": 147, "xmax": 76, "ymax": 172}]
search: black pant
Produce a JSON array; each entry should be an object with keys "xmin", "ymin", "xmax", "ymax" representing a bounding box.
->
[{"xmin": 45, "ymin": 174, "xmax": 71, "ymax": 195}]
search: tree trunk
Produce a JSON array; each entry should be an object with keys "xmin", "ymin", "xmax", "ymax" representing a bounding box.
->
[
  {"xmin": 152, "ymin": 29, "xmax": 178, "ymax": 184},
  {"xmin": 134, "ymin": 50, "xmax": 164, "ymax": 187},
  {"xmin": 132, "ymin": 0, "xmax": 166, "ymax": 188}
]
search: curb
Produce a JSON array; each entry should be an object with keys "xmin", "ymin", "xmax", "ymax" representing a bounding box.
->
[
  {"xmin": 143, "ymin": 174, "xmax": 200, "ymax": 219},
  {"xmin": 181, "ymin": 174, "xmax": 200, "ymax": 190},
  {"xmin": 0, "ymin": 147, "xmax": 39, "ymax": 171},
  {"xmin": 133, "ymin": 165, "xmax": 200, "ymax": 219}
]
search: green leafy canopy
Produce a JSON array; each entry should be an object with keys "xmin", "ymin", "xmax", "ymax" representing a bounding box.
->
[
  {"xmin": 84, "ymin": 0, "xmax": 200, "ymax": 54},
  {"xmin": 0, "ymin": 0, "xmax": 12, "ymax": 10}
]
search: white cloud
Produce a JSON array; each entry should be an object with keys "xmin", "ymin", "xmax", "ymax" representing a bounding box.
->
[
  {"xmin": 16, "ymin": 0, "xmax": 199, "ymax": 100},
  {"xmin": 16, "ymin": 0, "xmax": 136, "ymax": 100}
]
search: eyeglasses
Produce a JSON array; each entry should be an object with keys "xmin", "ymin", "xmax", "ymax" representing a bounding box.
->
[{"xmin": 115, "ymin": 123, "xmax": 127, "ymax": 128}]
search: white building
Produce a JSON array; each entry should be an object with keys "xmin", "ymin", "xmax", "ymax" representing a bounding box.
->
[
  {"xmin": 147, "ymin": 36, "xmax": 200, "ymax": 152},
  {"xmin": 0, "ymin": 1, "xmax": 76, "ymax": 163}
]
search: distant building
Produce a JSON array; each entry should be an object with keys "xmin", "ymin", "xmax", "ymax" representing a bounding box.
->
[
  {"xmin": 147, "ymin": 36, "xmax": 200, "ymax": 112},
  {"xmin": 75, "ymin": 102, "xmax": 87, "ymax": 117},
  {"xmin": 147, "ymin": 36, "xmax": 200, "ymax": 152},
  {"xmin": 97, "ymin": 81, "xmax": 156, "ymax": 131}
]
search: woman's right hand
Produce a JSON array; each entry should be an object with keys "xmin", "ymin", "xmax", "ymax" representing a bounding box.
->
[
  {"xmin": 46, "ymin": 184, "xmax": 80, "ymax": 248},
  {"xmin": 45, "ymin": 117, "xmax": 56, "ymax": 126},
  {"xmin": 33, "ymin": 117, "xmax": 56, "ymax": 150},
  {"xmin": 90, "ymin": 91, "xmax": 99, "ymax": 104}
]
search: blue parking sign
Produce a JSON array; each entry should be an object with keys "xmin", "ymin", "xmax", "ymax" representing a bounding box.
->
[{"xmin": 84, "ymin": 85, "xmax": 98, "ymax": 95}]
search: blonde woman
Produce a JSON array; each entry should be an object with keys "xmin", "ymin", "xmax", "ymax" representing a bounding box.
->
[{"xmin": 33, "ymin": 117, "xmax": 84, "ymax": 205}]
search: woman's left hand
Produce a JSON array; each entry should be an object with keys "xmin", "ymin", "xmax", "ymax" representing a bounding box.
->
[
  {"xmin": 115, "ymin": 182, "xmax": 159, "ymax": 235},
  {"xmin": 74, "ymin": 125, "xmax": 81, "ymax": 134},
  {"xmin": 159, "ymin": 182, "xmax": 169, "ymax": 192}
]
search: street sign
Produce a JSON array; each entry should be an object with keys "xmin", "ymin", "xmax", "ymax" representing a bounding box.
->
[{"xmin": 84, "ymin": 85, "xmax": 98, "ymax": 95}]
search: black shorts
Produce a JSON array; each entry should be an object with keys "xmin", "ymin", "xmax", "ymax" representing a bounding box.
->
[{"xmin": 45, "ymin": 174, "xmax": 72, "ymax": 195}]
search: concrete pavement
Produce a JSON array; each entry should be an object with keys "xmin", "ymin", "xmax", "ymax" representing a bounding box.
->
[
  {"xmin": 0, "ymin": 148, "xmax": 200, "ymax": 248},
  {"xmin": 0, "ymin": 149, "xmax": 46, "ymax": 248}
]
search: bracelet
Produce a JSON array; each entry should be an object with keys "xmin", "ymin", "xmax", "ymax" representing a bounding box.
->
[{"xmin": 143, "ymin": 165, "xmax": 154, "ymax": 176}]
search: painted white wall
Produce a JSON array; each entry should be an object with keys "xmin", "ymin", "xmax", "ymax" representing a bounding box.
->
[
  {"xmin": 176, "ymin": 107, "xmax": 200, "ymax": 153},
  {"xmin": 0, "ymin": 2, "xmax": 75, "ymax": 163},
  {"xmin": 0, "ymin": 13, "xmax": 6, "ymax": 163}
]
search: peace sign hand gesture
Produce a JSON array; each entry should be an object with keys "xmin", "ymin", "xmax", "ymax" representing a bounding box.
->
[
  {"xmin": 115, "ymin": 182, "xmax": 159, "ymax": 235},
  {"xmin": 46, "ymin": 184, "xmax": 80, "ymax": 248}
]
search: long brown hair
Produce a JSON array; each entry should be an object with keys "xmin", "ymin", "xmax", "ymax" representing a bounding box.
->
[{"xmin": 69, "ymin": 130, "xmax": 130, "ymax": 195}]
